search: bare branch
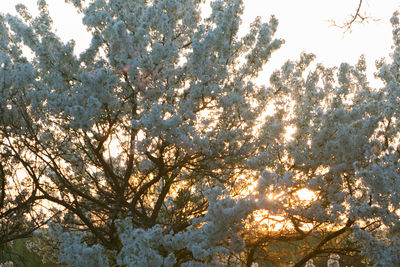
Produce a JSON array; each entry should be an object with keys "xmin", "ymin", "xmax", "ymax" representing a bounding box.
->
[{"xmin": 329, "ymin": 0, "xmax": 380, "ymax": 33}]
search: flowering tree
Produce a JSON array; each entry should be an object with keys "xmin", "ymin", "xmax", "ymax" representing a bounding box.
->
[{"xmin": 1, "ymin": 0, "xmax": 400, "ymax": 266}]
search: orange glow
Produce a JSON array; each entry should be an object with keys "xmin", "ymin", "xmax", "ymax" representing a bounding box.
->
[
  {"xmin": 253, "ymin": 210, "xmax": 290, "ymax": 232},
  {"xmin": 283, "ymin": 125, "xmax": 296, "ymax": 141},
  {"xmin": 245, "ymin": 177, "xmax": 317, "ymax": 232},
  {"xmin": 296, "ymin": 188, "xmax": 316, "ymax": 202}
]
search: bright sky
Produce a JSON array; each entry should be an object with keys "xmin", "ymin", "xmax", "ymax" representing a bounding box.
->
[{"xmin": 3, "ymin": 0, "xmax": 400, "ymax": 85}]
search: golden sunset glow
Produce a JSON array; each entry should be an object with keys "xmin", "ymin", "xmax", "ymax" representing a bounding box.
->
[
  {"xmin": 283, "ymin": 125, "xmax": 296, "ymax": 142},
  {"xmin": 296, "ymin": 188, "xmax": 317, "ymax": 202}
]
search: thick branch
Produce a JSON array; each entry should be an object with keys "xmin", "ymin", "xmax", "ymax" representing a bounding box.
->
[{"xmin": 294, "ymin": 220, "xmax": 354, "ymax": 267}]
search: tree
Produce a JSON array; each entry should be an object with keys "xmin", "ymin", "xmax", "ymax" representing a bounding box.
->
[{"xmin": 1, "ymin": 0, "xmax": 400, "ymax": 266}]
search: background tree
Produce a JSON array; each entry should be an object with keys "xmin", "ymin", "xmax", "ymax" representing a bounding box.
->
[
  {"xmin": 1, "ymin": 0, "xmax": 400, "ymax": 266},
  {"xmin": 0, "ymin": 162, "xmax": 46, "ymax": 247}
]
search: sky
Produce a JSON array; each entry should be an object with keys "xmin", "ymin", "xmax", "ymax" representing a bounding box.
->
[{"xmin": 2, "ymin": 0, "xmax": 400, "ymax": 86}]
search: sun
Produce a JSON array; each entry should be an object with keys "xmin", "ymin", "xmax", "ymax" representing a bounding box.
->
[{"xmin": 244, "ymin": 175, "xmax": 317, "ymax": 232}]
